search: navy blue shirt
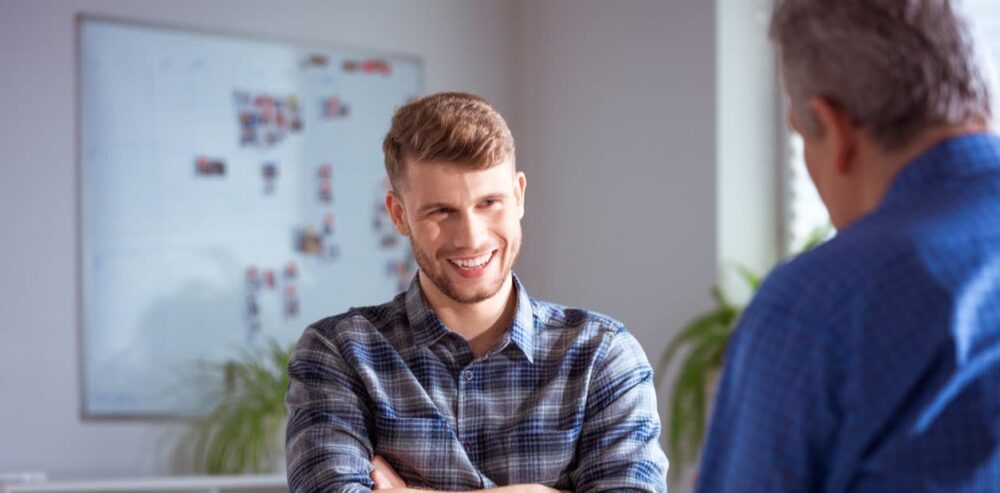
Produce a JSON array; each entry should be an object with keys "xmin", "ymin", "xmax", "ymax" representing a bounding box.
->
[{"xmin": 699, "ymin": 134, "xmax": 1000, "ymax": 492}]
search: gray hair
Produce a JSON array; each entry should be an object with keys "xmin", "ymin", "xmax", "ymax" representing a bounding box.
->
[{"xmin": 770, "ymin": 0, "xmax": 994, "ymax": 149}]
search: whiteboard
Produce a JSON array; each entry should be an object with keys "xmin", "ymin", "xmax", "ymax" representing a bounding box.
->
[{"xmin": 79, "ymin": 17, "xmax": 421, "ymax": 417}]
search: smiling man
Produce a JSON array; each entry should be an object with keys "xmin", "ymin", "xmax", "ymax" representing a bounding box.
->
[{"xmin": 285, "ymin": 92, "xmax": 668, "ymax": 493}]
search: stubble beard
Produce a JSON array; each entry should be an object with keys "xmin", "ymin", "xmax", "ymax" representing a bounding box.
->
[{"xmin": 410, "ymin": 235, "xmax": 521, "ymax": 305}]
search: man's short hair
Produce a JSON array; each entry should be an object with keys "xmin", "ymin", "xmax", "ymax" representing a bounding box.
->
[
  {"xmin": 770, "ymin": 0, "xmax": 994, "ymax": 149},
  {"xmin": 382, "ymin": 92, "xmax": 515, "ymax": 191}
]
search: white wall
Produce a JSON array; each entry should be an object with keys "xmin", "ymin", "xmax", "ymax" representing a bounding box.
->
[
  {"xmin": 0, "ymin": 0, "xmax": 728, "ymax": 483},
  {"xmin": 514, "ymin": 0, "xmax": 717, "ymax": 400},
  {"xmin": 0, "ymin": 0, "xmax": 516, "ymax": 478}
]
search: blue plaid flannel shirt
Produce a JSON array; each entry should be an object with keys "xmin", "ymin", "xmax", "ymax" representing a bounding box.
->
[
  {"xmin": 699, "ymin": 133, "xmax": 1000, "ymax": 492},
  {"xmin": 286, "ymin": 274, "xmax": 668, "ymax": 492}
]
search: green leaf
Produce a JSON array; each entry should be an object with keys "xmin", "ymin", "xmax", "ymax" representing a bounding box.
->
[
  {"xmin": 666, "ymin": 330, "xmax": 729, "ymax": 476},
  {"xmin": 180, "ymin": 339, "xmax": 293, "ymax": 474},
  {"xmin": 654, "ymin": 309, "xmax": 733, "ymax": 390},
  {"xmin": 658, "ymin": 262, "xmax": 769, "ymax": 482},
  {"xmin": 734, "ymin": 264, "xmax": 763, "ymax": 291},
  {"xmin": 798, "ymin": 223, "xmax": 833, "ymax": 252},
  {"xmin": 710, "ymin": 286, "xmax": 735, "ymax": 312}
]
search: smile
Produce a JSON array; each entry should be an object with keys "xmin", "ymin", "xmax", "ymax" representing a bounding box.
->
[{"xmin": 448, "ymin": 250, "xmax": 495, "ymax": 271}]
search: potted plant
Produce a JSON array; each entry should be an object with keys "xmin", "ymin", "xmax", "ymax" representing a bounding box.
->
[
  {"xmin": 655, "ymin": 226, "xmax": 831, "ymax": 481},
  {"xmin": 654, "ymin": 266, "xmax": 759, "ymax": 480},
  {"xmin": 177, "ymin": 340, "xmax": 293, "ymax": 474}
]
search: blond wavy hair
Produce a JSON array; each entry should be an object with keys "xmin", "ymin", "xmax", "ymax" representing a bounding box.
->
[{"xmin": 383, "ymin": 92, "xmax": 515, "ymax": 190}]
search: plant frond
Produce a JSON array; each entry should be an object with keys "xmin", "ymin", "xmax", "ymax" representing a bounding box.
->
[
  {"xmin": 798, "ymin": 223, "xmax": 834, "ymax": 252},
  {"xmin": 179, "ymin": 339, "xmax": 294, "ymax": 474},
  {"xmin": 734, "ymin": 264, "xmax": 763, "ymax": 291},
  {"xmin": 655, "ymin": 310, "xmax": 732, "ymax": 390},
  {"xmin": 667, "ymin": 331, "xmax": 729, "ymax": 477}
]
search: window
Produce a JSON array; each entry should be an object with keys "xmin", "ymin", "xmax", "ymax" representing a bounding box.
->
[{"xmin": 781, "ymin": 132, "xmax": 827, "ymax": 254}]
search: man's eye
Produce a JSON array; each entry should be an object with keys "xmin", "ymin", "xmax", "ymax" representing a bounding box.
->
[{"xmin": 482, "ymin": 199, "xmax": 501, "ymax": 207}]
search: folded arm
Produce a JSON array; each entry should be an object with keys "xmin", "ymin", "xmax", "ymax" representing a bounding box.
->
[
  {"xmin": 370, "ymin": 455, "xmax": 563, "ymax": 493},
  {"xmin": 285, "ymin": 325, "xmax": 377, "ymax": 493},
  {"xmin": 364, "ymin": 329, "xmax": 670, "ymax": 493},
  {"xmin": 568, "ymin": 329, "xmax": 669, "ymax": 493}
]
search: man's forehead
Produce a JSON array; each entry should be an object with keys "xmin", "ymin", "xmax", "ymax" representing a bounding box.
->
[
  {"xmin": 398, "ymin": 158, "xmax": 515, "ymax": 196},
  {"xmin": 406, "ymin": 156, "xmax": 514, "ymax": 174}
]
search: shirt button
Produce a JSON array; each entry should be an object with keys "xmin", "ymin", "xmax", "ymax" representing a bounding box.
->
[{"xmin": 464, "ymin": 370, "xmax": 474, "ymax": 381}]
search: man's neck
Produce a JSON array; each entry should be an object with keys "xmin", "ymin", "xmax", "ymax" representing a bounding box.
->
[
  {"xmin": 856, "ymin": 122, "xmax": 989, "ymax": 215},
  {"xmin": 419, "ymin": 273, "xmax": 518, "ymax": 358}
]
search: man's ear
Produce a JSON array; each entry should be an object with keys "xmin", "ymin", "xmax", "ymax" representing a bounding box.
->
[
  {"xmin": 807, "ymin": 97, "xmax": 858, "ymax": 175},
  {"xmin": 514, "ymin": 171, "xmax": 526, "ymax": 220},
  {"xmin": 385, "ymin": 190, "xmax": 411, "ymax": 236}
]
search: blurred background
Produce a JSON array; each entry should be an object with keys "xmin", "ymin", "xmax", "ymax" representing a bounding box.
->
[{"xmin": 11, "ymin": 0, "xmax": 995, "ymax": 491}]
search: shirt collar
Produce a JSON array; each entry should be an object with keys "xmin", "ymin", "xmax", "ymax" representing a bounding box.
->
[
  {"xmin": 404, "ymin": 275, "xmax": 450, "ymax": 348},
  {"xmin": 882, "ymin": 132, "xmax": 1000, "ymax": 205},
  {"xmin": 403, "ymin": 272, "xmax": 536, "ymax": 363},
  {"xmin": 508, "ymin": 274, "xmax": 537, "ymax": 363}
]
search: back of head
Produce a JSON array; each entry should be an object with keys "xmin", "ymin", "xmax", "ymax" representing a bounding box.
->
[
  {"xmin": 770, "ymin": 0, "xmax": 994, "ymax": 149},
  {"xmin": 382, "ymin": 92, "xmax": 515, "ymax": 191}
]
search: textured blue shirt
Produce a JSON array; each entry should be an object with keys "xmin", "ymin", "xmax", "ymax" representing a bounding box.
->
[
  {"xmin": 286, "ymin": 274, "xmax": 668, "ymax": 492},
  {"xmin": 698, "ymin": 134, "xmax": 1000, "ymax": 492}
]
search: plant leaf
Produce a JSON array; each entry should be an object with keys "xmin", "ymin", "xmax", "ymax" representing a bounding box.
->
[
  {"xmin": 655, "ymin": 309, "xmax": 733, "ymax": 390},
  {"xmin": 667, "ymin": 330, "xmax": 728, "ymax": 476},
  {"xmin": 734, "ymin": 264, "xmax": 763, "ymax": 291},
  {"xmin": 798, "ymin": 223, "xmax": 833, "ymax": 252},
  {"xmin": 180, "ymin": 339, "xmax": 294, "ymax": 474}
]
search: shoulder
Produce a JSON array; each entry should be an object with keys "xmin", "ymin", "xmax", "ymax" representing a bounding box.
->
[
  {"xmin": 531, "ymin": 298, "xmax": 626, "ymax": 336},
  {"xmin": 731, "ymin": 217, "xmax": 939, "ymax": 377},
  {"xmin": 755, "ymin": 217, "xmax": 921, "ymax": 324},
  {"xmin": 295, "ymin": 293, "xmax": 408, "ymax": 356},
  {"xmin": 530, "ymin": 298, "xmax": 629, "ymax": 351},
  {"xmin": 529, "ymin": 297, "xmax": 650, "ymax": 373}
]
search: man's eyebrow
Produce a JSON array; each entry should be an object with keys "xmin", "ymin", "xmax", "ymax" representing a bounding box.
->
[
  {"xmin": 417, "ymin": 202, "xmax": 454, "ymax": 213},
  {"xmin": 477, "ymin": 193, "xmax": 508, "ymax": 202}
]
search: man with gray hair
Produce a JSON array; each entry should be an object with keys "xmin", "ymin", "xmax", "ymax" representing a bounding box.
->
[{"xmin": 698, "ymin": 1, "xmax": 1000, "ymax": 491}]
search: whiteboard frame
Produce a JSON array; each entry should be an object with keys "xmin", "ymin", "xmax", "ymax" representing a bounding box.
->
[{"xmin": 75, "ymin": 13, "xmax": 425, "ymax": 420}]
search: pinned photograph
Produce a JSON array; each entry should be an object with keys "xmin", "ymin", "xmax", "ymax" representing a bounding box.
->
[{"xmin": 194, "ymin": 157, "xmax": 226, "ymax": 176}]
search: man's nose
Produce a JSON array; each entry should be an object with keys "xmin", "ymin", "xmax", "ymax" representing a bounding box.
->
[{"xmin": 453, "ymin": 212, "xmax": 487, "ymax": 249}]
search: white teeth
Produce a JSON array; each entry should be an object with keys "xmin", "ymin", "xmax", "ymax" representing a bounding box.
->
[{"xmin": 451, "ymin": 252, "xmax": 492, "ymax": 269}]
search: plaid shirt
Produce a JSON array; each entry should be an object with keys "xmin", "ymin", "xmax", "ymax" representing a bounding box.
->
[
  {"xmin": 286, "ymin": 274, "xmax": 668, "ymax": 493},
  {"xmin": 699, "ymin": 134, "xmax": 1000, "ymax": 492}
]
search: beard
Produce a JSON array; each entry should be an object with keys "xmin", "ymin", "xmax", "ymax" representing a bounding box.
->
[{"xmin": 410, "ymin": 235, "xmax": 521, "ymax": 305}]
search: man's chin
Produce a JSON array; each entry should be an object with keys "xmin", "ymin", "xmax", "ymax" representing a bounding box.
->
[
  {"xmin": 446, "ymin": 282, "xmax": 503, "ymax": 304},
  {"xmin": 435, "ymin": 273, "xmax": 508, "ymax": 304}
]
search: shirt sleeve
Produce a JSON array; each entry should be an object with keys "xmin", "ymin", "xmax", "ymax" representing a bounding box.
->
[
  {"xmin": 285, "ymin": 323, "xmax": 375, "ymax": 493},
  {"xmin": 696, "ymin": 284, "xmax": 839, "ymax": 493},
  {"xmin": 569, "ymin": 328, "xmax": 670, "ymax": 493}
]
